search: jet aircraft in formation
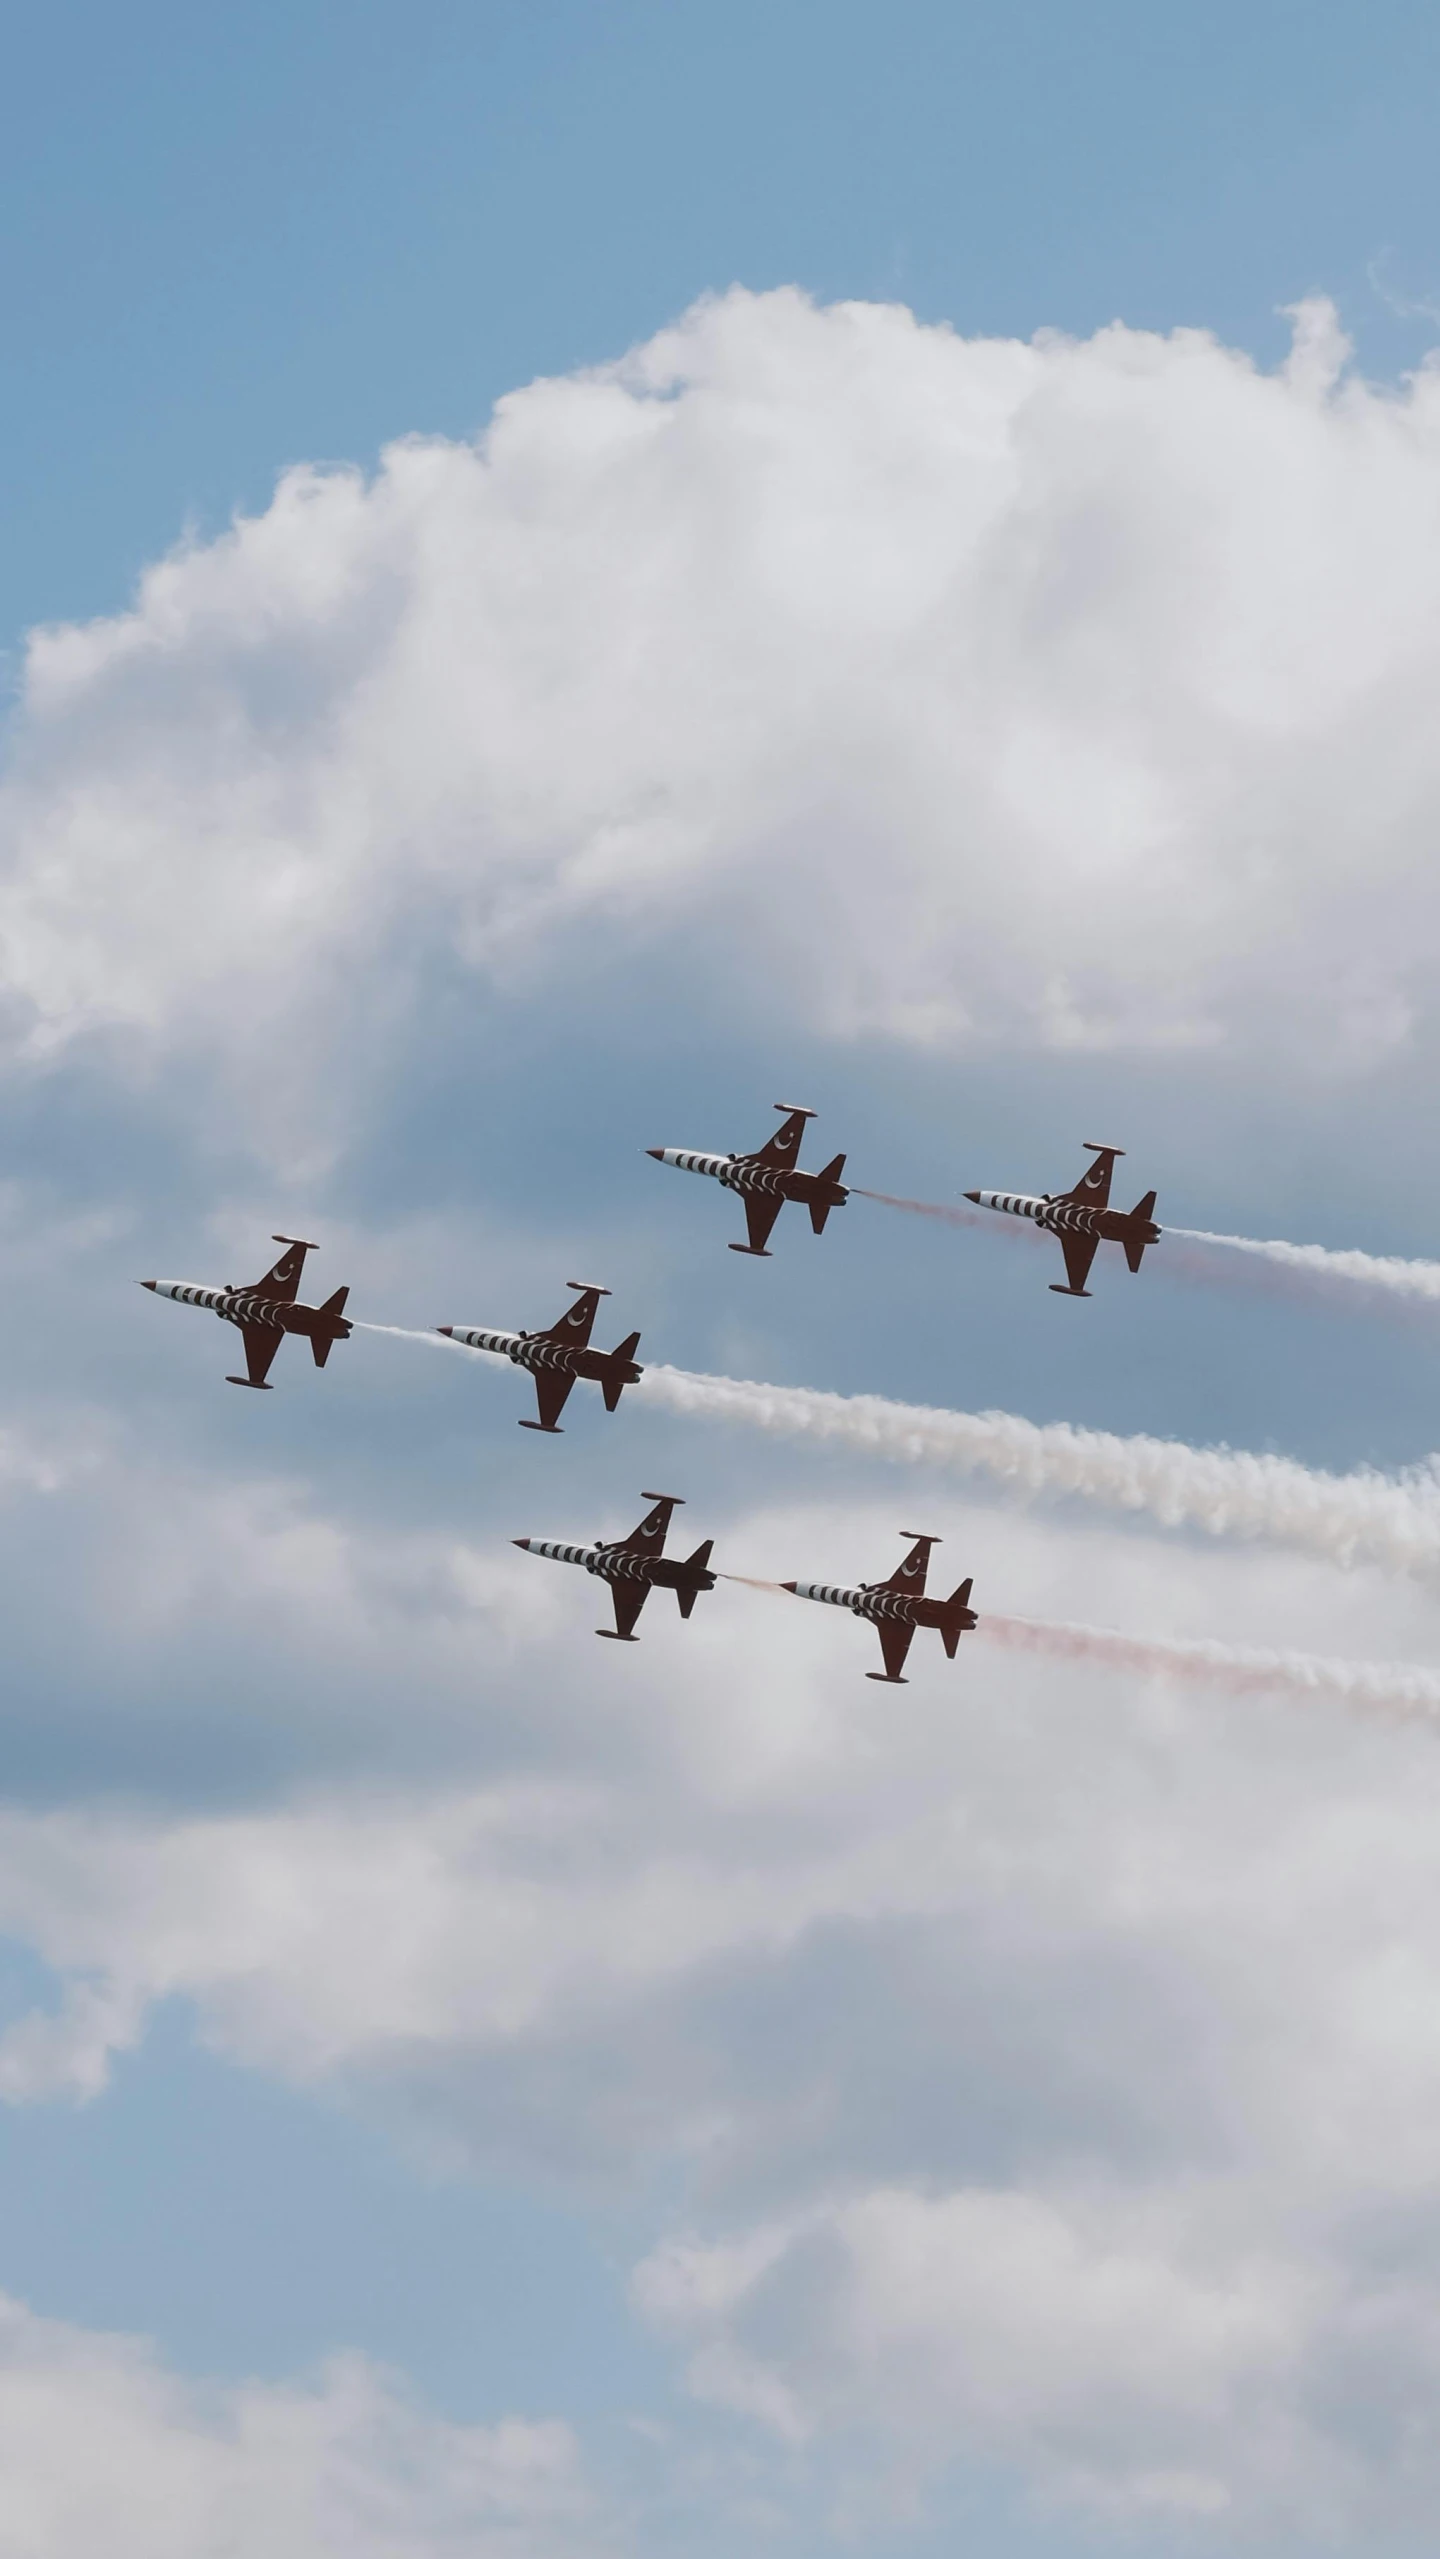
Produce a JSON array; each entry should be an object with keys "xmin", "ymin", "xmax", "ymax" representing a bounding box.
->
[
  {"xmin": 514, "ymin": 1492, "xmax": 716, "ymax": 1641},
  {"xmin": 648, "ymin": 1103, "xmax": 849, "ymax": 1256},
  {"xmin": 965, "ymin": 1144, "xmax": 1160, "ymax": 1297},
  {"xmin": 140, "ymin": 1237, "xmax": 352, "ymax": 1388},
  {"xmin": 783, "ymin": 1532, "xmax": 978, "ymax": 1683},
  {"xmin": 137, "ymin": 1116, "xmax": 1164, "ymax": 1669},
  {"xmin": 439, "ymin": 1284, "xmax": 643, "ymax": 1432}
]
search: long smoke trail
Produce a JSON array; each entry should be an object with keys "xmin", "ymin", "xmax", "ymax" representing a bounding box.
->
[
  {"xmin": 978, "ymin": 1612, "xmax": 1440, "ymax": 1717},
  {"xmin": 636, "ymin": 1366, "xmax": 1440, "ymax": 1579},
  {"xmin": 357, "ymin": 1325, "xmax": 1440, "ymax": 1581}
]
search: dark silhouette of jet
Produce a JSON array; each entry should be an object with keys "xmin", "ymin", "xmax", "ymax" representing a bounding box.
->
[
  {"xmin": 140, "ymin": 1237, "xmax": 351, "ymax": 1389},
  {"xmin": 514, "ymin": 1492, "xmax": 716, "ymax": 1641},
  {"xmin": 439, "ymin": 1284, "xmax": 642, "ymax": 1433},
  {"xmin": 648, "ymin": 1103, "xmax": 848, "ymax": 1256},
  {"xmin": 783, "ymin": 1532, "xmax": 977, "ymax": 1683},
  {"xmin": 966, "ymin": 1143, "xmax": 1160, "ymax": 1297}
]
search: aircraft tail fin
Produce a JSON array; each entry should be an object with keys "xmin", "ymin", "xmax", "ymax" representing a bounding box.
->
[
  {"xmin": 940, "ymin": 1577, "xmax": 976, "ymax": 1658},
  {"xmin": 600, "ymin": 1333, "xmax": 642, "ymax": 1411},
  {"xmin": 1124, "ymin": 1193, "xmax": 1158, "ymax": 1273},
  {"xmin": 677, "ymin": 1539, "xmax": 714, "ymax": 1617},
  {"xmin": 311, "ymin": 1286, "xmax": 351, "ymax": 1366},
  {"xmin": 809, "ymin": 1155, "xmax": 848, "ymax": 1232}
]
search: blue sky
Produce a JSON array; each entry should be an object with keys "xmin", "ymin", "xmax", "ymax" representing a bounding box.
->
[
  {"xmin": 6, "ymin": 0, "xmax": 1440, "ymax": 645},
  {"xmin": 6, "ymin": 7, "xmax": 1440, "ymax": 2555}
]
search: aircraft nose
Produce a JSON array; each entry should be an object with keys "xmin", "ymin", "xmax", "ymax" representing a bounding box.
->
[
  {"xmin": 963, "ymin": 1191, "xmax": 980, "ymax": 1204},
  {"xmin": 436, "ymin": 1326, "xmax": 454, "ymax": 1338},
  {"xmin": 645, "ymin": 1148, "xmax": 664, "ymax": 1160},
  {"xmin": 780, "ymin": 1580, "xmax": 798, "ymax": 1593},
  {"xmin": 512, "ymin": 1538, "xmax": 532, "ymax": 1552},
  {"xmin": 138, "ymin": 1280, "xmax": 157, "ymax": 1291}
]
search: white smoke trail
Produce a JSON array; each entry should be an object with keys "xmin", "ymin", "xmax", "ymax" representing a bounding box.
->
[
  {"xmin": 1168, "ymin": 1227, "xmax": 1440, "ymax": 1308},
  {"xmin": 636, "ymin": 1366, "xmax": 1440, "ymax": 1580},
  {"xmin": 978, "ymin": 1612, "xmax": 1440, "ymax": 1720},
  {"xmin": 357, "ymin": 1326, "xmax": 1440, "ymax": 1583}
]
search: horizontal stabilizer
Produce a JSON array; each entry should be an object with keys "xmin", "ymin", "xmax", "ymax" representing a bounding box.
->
[
  {"xmin": 596, "ymin": 1630, "xmax": 639, "ymax": 1642},
  {"xmin": 1048, "ymin": 1284, "xmax": 1091, "ymax": 1298},
  {"xmin": 225, "ymin": 1376, "xmax": 273, "ymax": 1390}
]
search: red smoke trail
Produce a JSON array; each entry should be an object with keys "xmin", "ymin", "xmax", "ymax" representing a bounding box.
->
[
  {"xmin": 976, "ymin": 1612, "xmax": 1440, "ymax": 1717},
  {"xmin": 852, "ymin": 1188, "xmax": 1042, "ymax": 1244}
]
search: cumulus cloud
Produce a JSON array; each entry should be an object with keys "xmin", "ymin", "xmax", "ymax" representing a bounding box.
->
[
  {"xmin": 6, "ymin": 289, "xmax": 1440, "ymax": 1135},
  {"xmin": 12, "ymin": 282, "xmax": 1440, "ymax": 2548},
  {"xmin": 6, "ymin": 1487, "xmax": 1440, "ymax": 2526},
  {"xmin": 0, "ymin": 2293, "xmax": 593, "ymax": 2559}
]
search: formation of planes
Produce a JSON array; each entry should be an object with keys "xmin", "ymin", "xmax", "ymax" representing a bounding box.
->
[{"xmin": 140, "ymin": 1111, "xmax": 1163, "ymax": 1677}]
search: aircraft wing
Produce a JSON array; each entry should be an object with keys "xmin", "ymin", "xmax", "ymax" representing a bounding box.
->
[
  {"xmin": 869, "ymin": 1619, "xmax": 916, "ymax": 1683},
  {"xmin": 1057, "ymin": 1231, "xmax": 1099, "ymax": 1295},
  {"xmin": 235, "ymin": 1324, "xmax": 282, "ymax": 1388},
  {"xmin": 245, "ymin": 1237, "xmax": 313, "ymax": 1303},
  {"xmin": 613, "ymin": 1495, "xmax": 680, "ymax": 1553},
  {"xmin": 738, "ymin": 1192, "xmax": 784, "ymax": 1255},
  {"xmin": 524, "ymin": 1371, "xmax": 575, "ymax": 1433},
  {"xmin": 527, "ymin": 1369, "xmax": 575, "ymax": 1432},
  {"xmin": 878, "ymin": 1536, "xmax": 937, "ymax": 1595},
  {"xmin": 604, "ymin": 1581, "xmax": 650, "ymax": 1640},
  {"xmin": 1063, "ymin": 1147, "xmax": 1121, "ymax": 1209},
  {"xmin": 743, "ymin": 1105, "xmax": 814, "ymax": 1168},
  {"xmin": 543, "ymin": 1286, "xmax": 605, "ymax": 1348}
]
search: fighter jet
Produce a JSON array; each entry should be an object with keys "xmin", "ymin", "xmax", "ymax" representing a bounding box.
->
[
  {"xmin": 965, "ymin": 1144, "xmax": 1160, "ymax": 1298},
  {"xmin": 438, "ymin": 1284, "xmax": 643, "ymax": 1433},
  {"xmin": 514, "ymin": 1492, "xmax": 716, "ymax": 1641},
  {"xmin": 782, "ymin": 1532, "xmax": 977, "ymax": 1683},
  {"xmin": 648, "ymin": 1104, "xmax": 848, "ymax": 1256},
  {"xmin": 140, "ymin": 1236, "xmax": 352, "ymax": 1389}
]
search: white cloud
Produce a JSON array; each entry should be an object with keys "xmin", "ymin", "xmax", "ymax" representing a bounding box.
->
[
  {"xmin": 0, "ymin": 2294, "xmax": 593, "ymax": 2559},
  {"xmin": 7, "ymin": 1487, "xmax": 1440, "ymax": 2523},
  {"xmin": 6, "ymin": 290, "xmax": 1440, "ymax": 1140}
]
